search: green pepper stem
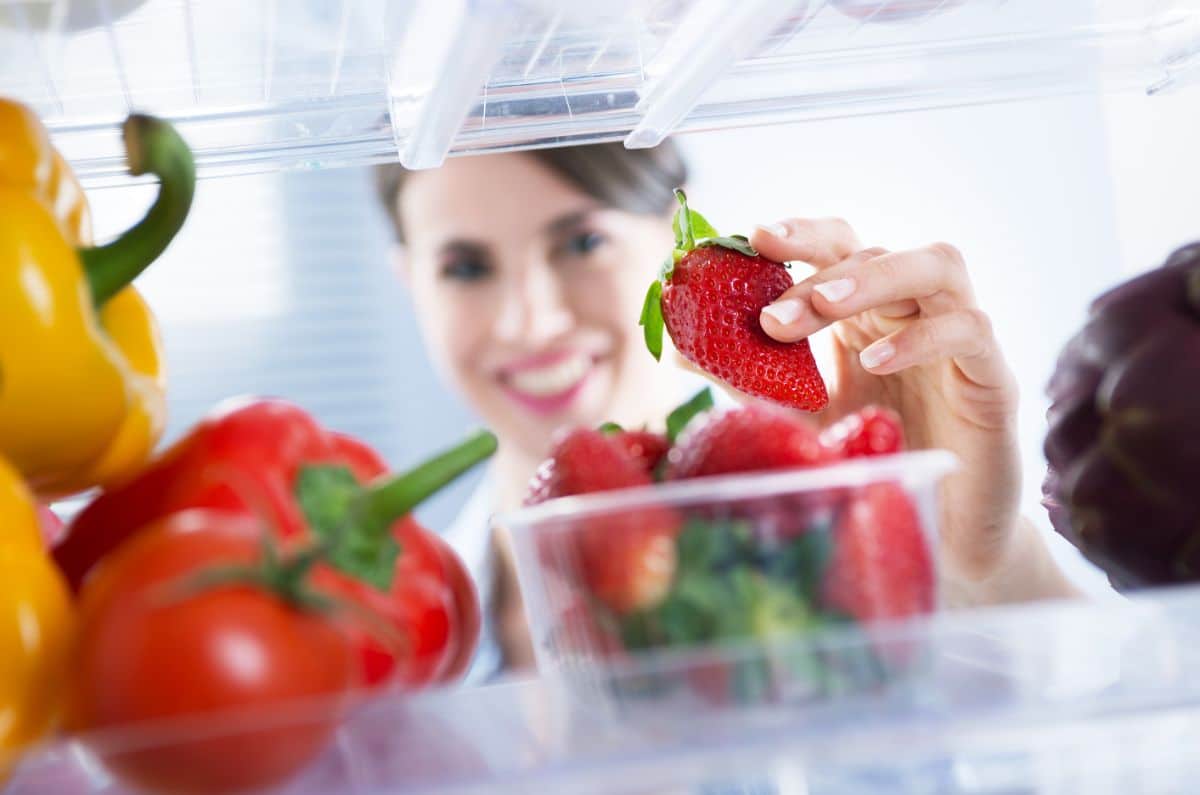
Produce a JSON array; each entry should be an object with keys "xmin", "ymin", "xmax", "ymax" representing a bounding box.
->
[
  {"xmin": 80, "ymin": 114, "xmax": 196, "ymax": 307},
  {"xmin": 354, "ymin": 430, "xmax": 498, "ymax": 530}
]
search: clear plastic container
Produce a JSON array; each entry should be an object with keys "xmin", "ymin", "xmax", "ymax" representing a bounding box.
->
[
  {"xmin": 500, "ymin": 450, "xmax": 958, "ymax": 717},
  {"xmin": 1, "ymin": 0, "xmax": 1196, "ymax": 181}
]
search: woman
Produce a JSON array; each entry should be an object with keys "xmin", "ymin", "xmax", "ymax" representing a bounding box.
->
[{"xmin": 375, "ymin": 141, "xmax": 1079, "ymax": 682}]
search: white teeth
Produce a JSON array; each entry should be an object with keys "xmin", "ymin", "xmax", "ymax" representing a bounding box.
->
[{"xmin": 509, "ymin": 355, "xmax": 591, "ymax": 398}]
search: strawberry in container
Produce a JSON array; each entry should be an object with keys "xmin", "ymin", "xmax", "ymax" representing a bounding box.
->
[
  {"xmin": 509, "ymin": 394, "xmax": 951, "ymax": 708},
  {"xmin": 664, "ymin": 405, "xmax": 937, "ymax": 699},
  {"xmin": 522, "ymin": 389, "xmax": 716, "ymax": 656}
]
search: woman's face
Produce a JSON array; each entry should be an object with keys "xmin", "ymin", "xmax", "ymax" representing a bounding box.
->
[{"xmin": 397, "ymin": 153, "xmax": 677, "ymax": 460}]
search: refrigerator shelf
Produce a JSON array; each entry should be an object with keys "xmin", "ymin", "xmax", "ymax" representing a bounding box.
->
[
  {"xmin": 1, "ymin": 0, "xmax": 1198, "ymax": 182},
  {"xmin": 6, "ymin": 585, "xmax": 1200, "ymax": 794}
]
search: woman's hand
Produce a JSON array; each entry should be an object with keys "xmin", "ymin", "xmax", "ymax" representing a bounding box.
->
[{"xmin": 746, "ymin": 219, "xmax": 1076, "ymax": 605}]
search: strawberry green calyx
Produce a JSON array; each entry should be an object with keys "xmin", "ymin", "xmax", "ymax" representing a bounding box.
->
[
  {"xmin": 641, "ymin": 190, "xmax": 762, "ymax": 360},
  {"xmin": 640, "ymin": 280, "xmax": 665, "ymax": 360},
  {"xmin": 666, "ymin": 387, "xmax": 714, "ymax": 443},
  {"xmin": 672, "ymin": 189, "xmax": 717, "ymax": 252},
  {"xmin": 704, "ymin": 234, "xmax": 757, "ymax": 257},
  {"xmin": 672, "ymin": 189, "xmax": 759, "ymax": 258}
]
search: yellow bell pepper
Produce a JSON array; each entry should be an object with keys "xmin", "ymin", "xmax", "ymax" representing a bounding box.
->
[
  {"xmin": 0, "ymin": 99, "xmax": 192, "ymax": 498},
  {"xmin": 0, "ymin": 100, "xmax": 91, "ymax": 245},
  {"xmin": 0, "ymin": 455, "xmax": 74, "ymax": 781}
]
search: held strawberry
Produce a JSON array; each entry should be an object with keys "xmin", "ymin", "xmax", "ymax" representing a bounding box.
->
[{"xmin": 640, "ymin": 191, "xmax": 829, "ymax": 412}]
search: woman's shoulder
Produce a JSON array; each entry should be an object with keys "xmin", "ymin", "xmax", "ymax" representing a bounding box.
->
[
  {"xmin": 440, "ymin": 475, "xmax": 508, "ymax": 685},
  {"xmin": 443, "ymin": 476, "xmax": 496, "ymax": 547}
]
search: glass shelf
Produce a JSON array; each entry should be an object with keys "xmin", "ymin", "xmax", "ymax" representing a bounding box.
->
[{"xmin": 7, "ymin": 585, "xmax": 1200, "ymax": 793}]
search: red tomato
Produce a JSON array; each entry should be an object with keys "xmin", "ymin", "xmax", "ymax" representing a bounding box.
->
[{"xmin": 71, "ymin": 510, "xmax": 355, "ymax": 795}]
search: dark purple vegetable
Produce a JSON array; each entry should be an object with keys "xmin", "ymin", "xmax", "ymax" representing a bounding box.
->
[{"xmin": 1044, "ymin": 243, "xmax": 1200, "ymax": 588}]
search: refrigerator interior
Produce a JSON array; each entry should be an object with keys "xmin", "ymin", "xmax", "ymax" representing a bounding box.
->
[{"xmin": 4, "ymin": 0, "xmax": 1200, "ymax": 792}]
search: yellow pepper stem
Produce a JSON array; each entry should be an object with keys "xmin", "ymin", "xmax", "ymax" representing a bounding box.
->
[{"xmin": 79, "ymin": 114, "xmax": 195, "ymax": 307}]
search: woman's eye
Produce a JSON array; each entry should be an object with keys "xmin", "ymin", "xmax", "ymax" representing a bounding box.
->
[
  {"xmin": 440, "ymin": 258, "xmax": 493, "ymax": 283},
  {"xmin": 560, "ymin": 231, "xmax": 607, "ymax": 258}
]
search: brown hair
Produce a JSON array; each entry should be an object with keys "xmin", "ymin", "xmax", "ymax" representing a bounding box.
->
[{"xmin": 374, "ymin": 141, "xmax": 689, "ymax": 242}]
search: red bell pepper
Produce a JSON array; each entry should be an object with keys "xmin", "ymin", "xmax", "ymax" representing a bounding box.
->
[{"xmin": 53, "ymin": 397, "xmax": 496, "ymax": 689}]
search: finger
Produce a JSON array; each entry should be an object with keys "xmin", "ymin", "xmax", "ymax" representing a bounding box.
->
[
  {"xmin": 760, "ymin": 243, "xmax": 972, "ymax": 343},
  {"xmin": 875, "ymin": 299, "xmax": 920, "ymax": 319},
  {"xmin": 749, "ymin": 217, "xmax": 862, "ymax": 270},
  {"xmin": 856, "ymin": 308, "xmax": 1014, "ymax": 390},
  {"xmin": 809, "ymin": 243, "xmax": 973, "ymax": 319},
  {"xmin": 758, "ymin": 247, "xmax": 886, "ymax": 342}
]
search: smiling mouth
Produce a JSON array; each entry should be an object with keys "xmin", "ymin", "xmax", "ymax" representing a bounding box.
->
[{"xmin": 500, "ymin": 352, "xmax": 596, "ymax": 414}]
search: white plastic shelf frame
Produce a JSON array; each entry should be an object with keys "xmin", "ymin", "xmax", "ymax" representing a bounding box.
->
[
  {"xmin": 7, "ymin": 586, "xmax": 1200, "ymax": 794},
  {"xmin": 0, "ymin": 0, "xmax": 1198, "ymax": 182}
]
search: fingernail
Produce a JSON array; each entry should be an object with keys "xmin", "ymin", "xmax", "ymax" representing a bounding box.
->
[
  {"xmin": 813, "ymin": 277, "xmax": 855, "ymax": 303},
  {"xmin": 761, "ymin": 297, "xmax": 805, "ymax": 326},
  {"xmin": 756, "ymin": 222, "xmax": 789, "ymax": 238},
  {"xmin": 859, "ymin": 340, "xmax": 895, "ymax": 370}
]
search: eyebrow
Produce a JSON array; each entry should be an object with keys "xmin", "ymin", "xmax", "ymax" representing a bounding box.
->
[
  {"xmin": 435, "ymin": 207, "xmax": 599, "ymax": 257},
  {"xmin": 437, "ymin": 239, "xmax": 490, "ymax": 262},
  {"xmin": 542, "ymin": 208, "xmax": 598, "ymax": 236}
]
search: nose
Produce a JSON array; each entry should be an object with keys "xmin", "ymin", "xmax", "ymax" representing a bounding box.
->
[{"xmin": 493, "ymin": 259, "xmax": 573, "ymax": 345}]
